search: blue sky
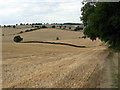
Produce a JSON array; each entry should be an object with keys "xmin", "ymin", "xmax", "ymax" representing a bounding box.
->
[{"xmin": 0, "ymin": 0, "xmax": 83, "ymax": 25}]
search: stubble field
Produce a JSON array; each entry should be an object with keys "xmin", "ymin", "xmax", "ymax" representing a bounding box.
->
[{"xmin": 2, "ymin": 27, "xmax": 113, "ymax": 88}]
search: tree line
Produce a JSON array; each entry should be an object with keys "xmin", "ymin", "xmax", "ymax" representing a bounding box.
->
[{"xmin": 81, "ymin": 2, "xmax": 120, "ymax": 51}]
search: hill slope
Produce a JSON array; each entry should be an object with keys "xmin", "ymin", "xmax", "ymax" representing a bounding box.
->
[{"xmin": 2, "ymin": 28, "xmax": 114, "ymax": 88}]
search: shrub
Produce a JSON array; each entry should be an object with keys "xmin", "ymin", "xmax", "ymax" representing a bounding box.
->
[
  {"xmin": 33, "ymin": 28, "xmax": 37, "ymax": 30},
  {"xmin": 13, "ymin": 25, "xmax": 16, "ymax": 28},
  {"xmin": 35, "ymin": 26, "xmax": 39, "ymax": 28},
  {"xmin": 56, "ymin": 37, "xmax": 59, "ymax": 40},
  {"xmin": 19, "ymin": 31, "xmax": 23, "ymax": 34},
  {"xmin": 20, "ymin": 23, "xmax": 23, "ymax": 25},
  {"xmin": 7, "ymin": 25, "xmax": 11, "ymax": 27},
  {"xmin": 14, "ymin": 35, "xmax": 23, "ymax": 42},
  {"xmin": 82, "ymin": 36, "xmax": 86, "ymax": 39},
  {"xmin": 29, "ymin": 29, "xmax": 33, "ymax": 31},
  {"xmin": 59, "ymin": 26, "xmax": 62, "ymax": 29},
  {"xmin": 52, "ymin": 25, "xmax": 55, "ymax": 28},
  {"xmin": 74, "ymin": 26, "xmax": 83, "ymax": 31},
  {"xmin": 25, "ymin": 30, "xmax": 29, "ymax": 32},
  {"xmin": 41, "ymin": 25, "xmax": 47, "ymax": 28},
  {"xmin": 69, "ymin": 27, "xmax": 71, "ymax": 29},
  {"xmin": 4, "ymin": 25, "xmax": 6, "ymax": 28},
  {"xmin": 26, "ymin": 23, "xmax": 29, "ymax": 25}
]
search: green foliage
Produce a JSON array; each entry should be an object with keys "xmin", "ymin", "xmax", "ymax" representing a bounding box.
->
[
  {"xmin": 82, "ymin": 36, "xmax": 87, "ymax": 39},
  {"xmin": 63, "ymin": 23, "xmax": 83, "ymax": 25},
  {"xmin": 18, "ymin": 28, "xmax": 40, "ymax": 34},
  {"xmin": 25, "ymin": 30, "xmax": 29, "ymax": 32},
  {"xmin": 81, "ymin": 2, "xmax": 120, "ymax": 50},
  {"xmin": 35, "ymin": 26, "xmax": 39, "ymax": 28},
  {"xmin": 32, "ymin": 23, "xmax": 42, "ymax": 25},
  {"xmin": 59, "ymin": 26, "xmax": 62, "ymax": 29},
  {"xmin": 14, "ymin": 35, "xmax": 23, "ymax": 42},
  {"xmin": 74, "ymin": 26, "xmax": 83, "ymax": 31},
  {"xmin": 29, "ymin": 29, "xmax": 34, "ymax": 31},
  {"xmin": 20, "ymin": 31, "xmax": 23, "ymax": 34},
  {"xmin": 7, "ymin": 25, "xmax": 11, "ymax": 27},
  {"xmin": 52, "ymin": 25, "xmax": 56, "ymax": 28},
  {"xmin": 13, "ymin": 25, "xmax": 16, "ymax": 28},
  {"xmin": 56, "ymin": 37, "xmax": 59, "ymax": 40},
  {"xmin": 69, "ymin": 27, "xmax": 71, "ymax": 29},
  {"xmin": 41, "ymin": 25, "xmax": 47, "ymax": 28},
  {"xmin": 34, "ymin": 26, "xmax": 41, "ymax": 29},
  {"xmin": 20, "ymin": 23, "xmax": 23, "ymax": 25},
  {"xmin": 29, "ymin": 28, "xmax": 37, "ymax": 31},
  {"xmin": 4, "ymin": 25, "xmax": 6, "ymax": 27}
]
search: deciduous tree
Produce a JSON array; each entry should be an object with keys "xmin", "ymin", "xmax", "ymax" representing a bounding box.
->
[{"xmin": 81, "ymin": 2, "xmax": 120, "ymax": 50}]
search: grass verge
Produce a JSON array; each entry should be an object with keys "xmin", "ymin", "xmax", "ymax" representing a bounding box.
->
[{"xmin": 109, "ymin": 52, "xmax": 119, "ymax": 88}]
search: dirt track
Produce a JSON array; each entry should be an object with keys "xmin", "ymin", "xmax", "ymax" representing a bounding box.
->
[{"xmin": 2, "ymin": 28, "xmax": 114, "ymax": 88}]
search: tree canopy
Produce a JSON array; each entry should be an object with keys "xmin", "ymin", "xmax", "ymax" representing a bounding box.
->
[{"xmin": 81, "ymin": 2, "xmax": 120, "ymax": 50}]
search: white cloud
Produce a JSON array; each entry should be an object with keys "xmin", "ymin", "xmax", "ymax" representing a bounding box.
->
[{"xmin": 0, "ymin": 0, "xmax": 83, "ymax": 25}]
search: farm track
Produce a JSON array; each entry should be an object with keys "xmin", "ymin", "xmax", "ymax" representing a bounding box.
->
[{"xmin": 2, "ymin": 47, "xmax": 110, "ymax": 88}]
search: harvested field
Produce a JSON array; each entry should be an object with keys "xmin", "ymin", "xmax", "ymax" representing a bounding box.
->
[{"xmin": 2, "ymin": 28, "xmax": 114, "ymax": 88}]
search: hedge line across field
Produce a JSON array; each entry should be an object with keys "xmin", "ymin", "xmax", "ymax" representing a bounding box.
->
[{"xmin": 17, "ymin": 25, "xmax": 47, "ymax": 34}]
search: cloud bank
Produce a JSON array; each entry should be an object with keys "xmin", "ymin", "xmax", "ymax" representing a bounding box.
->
[{"xmin": 0, "ymin": 0, "xmax": 83, "ymax": 25}]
